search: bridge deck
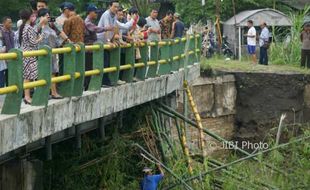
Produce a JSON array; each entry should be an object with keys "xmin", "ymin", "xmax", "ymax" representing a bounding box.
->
[{"xmin": 0, "ymin": 64, "xmax": 200, "ymax": 156}]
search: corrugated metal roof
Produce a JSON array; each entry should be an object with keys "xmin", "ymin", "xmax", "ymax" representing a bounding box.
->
[{"xmin": 224, "ymin": 8, "xmax": 292, "ymax": 27}]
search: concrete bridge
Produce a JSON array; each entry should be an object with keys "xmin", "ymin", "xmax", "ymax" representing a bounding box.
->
[{"xmin": 0, "ymin": 35, "xmax": 201, "ymax": 189}]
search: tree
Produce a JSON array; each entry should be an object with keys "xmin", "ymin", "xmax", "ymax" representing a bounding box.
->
[{"xmin": 171, "ymin": 0, "xmax": 294, "ymax": 26}]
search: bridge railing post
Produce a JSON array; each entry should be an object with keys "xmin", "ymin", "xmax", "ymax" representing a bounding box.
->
[
  {"xmin": 88, "ymin": 43, "xmax": 104, "ymax": 91},
  {"xmin": 1, "ymin": 49, "xmax": 23, "ymax": 114},
  {"xmin": 189, "ymin": 36, "xmax": 196, "ymax": 65},
  {"xmin": 196, "ymin": 34, "xmax": 202, "ymax": 63},
  {"xmin": 73, "ymin": 43, "xmax": 85, "ymax": 96},
  {"xmin": 120, "ymin": 43, "xmax": 134, "ymax": 82},
  {"xmin": 58, "ymin": 43, "xmax": 76, "ymax": 97},
  {"xmin": 171, "ymin": 39, "xmax": 180, "ymax": 72},
  {"xmin": 32, "ymin": 45, "xmax": 52, "ymax": 106},
  {"xmin": 158, "ymin": 40, "xmax": 172, "ymax": 75},
  {"xmin": 147, "ymin": 42, "xmax": 159, "ymax": 78},
  {"xmin": 179, "ymin": 38, "xmax": 186, "ymax": 69},
  {"xmin": 107, "ymin": 46, "xmax": 120, "ymax": 86},
  {"xmin": 135, "ymin": 43, "xmax": 148, "ymax": 80}
]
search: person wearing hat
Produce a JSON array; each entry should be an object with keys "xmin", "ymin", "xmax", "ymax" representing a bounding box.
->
[
  {"xmin": 63, "ymin": 3, "xmax": 85, "ymax": 43},
  {"xmin": 85, "ymin": 4, "xmax": 114, "ymax": 45},
  {"xmin": 56, "ymin": 2, "xmax": 73, "ymax": 30},
  {"xmin": 171, "ymin": 12, "xmax": 184, "ymax": 39},
  {"xmin": 301, "ymin": 23, "xmax": 310, "ymax": 68},
  {"xmin": 140, "ymin": 163, "xmax": 164, "ymax": 190},
  {"xmin": 84, "ymin": 4, "xmax": 114, "ymax": 90}
]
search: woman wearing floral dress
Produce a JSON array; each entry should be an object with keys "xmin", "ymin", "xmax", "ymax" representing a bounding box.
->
[{"xmin": 19, "ymin": 9, "xmax": 43, "ymax": 104}]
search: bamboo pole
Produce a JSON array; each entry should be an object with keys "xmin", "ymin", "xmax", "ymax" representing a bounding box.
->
[
  {"xmin": 184, "ymin": 81, "xmax": 207, "ymax": 168},
  {"xmin": 157, "ymin": 108, "xmax": 276, "ymax": 189},
  {"xmin": 157, "ymin": 104, "xmax": 288, "ymax": 176},
  {"xmin": 174, "ymin": 118, "xmax": 194, "ymax": 175},
  {"xmin": 150, "ymin": 108, "xmax": 167, "ymax": 163},
  {"xmin": 164, "ymin": 134, "xmax": 310, "ymax": 189}
]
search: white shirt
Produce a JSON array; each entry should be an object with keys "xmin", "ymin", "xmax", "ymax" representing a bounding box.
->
[
  {"xmin": 247, "ymin": 26, "xmax": 256, "ymax": 46},
  {"xmin": 146, "ymin": 16, "xmax": 160, "ymax": 42},
  {"xmin": 259, "ymin": 27, "xmax": 269, "ymax": 47}
]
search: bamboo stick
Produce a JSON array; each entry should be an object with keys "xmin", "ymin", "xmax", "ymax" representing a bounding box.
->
[
  {"xmin": 164, "ymin": 134, "xmax": 310, "ymax": 189},
  {"xmin": 157, "ymin": 104, "xmax": 288, "ymax": 176},
  {"xmin": 184, "ymin": 81, "xmax": 207, "ymax": 169},
  {"xmin": 174, "ymin": 118, "xmax": 194, "ymax": 175}
]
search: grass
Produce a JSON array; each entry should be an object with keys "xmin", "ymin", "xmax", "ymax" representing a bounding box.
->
[{"xmin": 201, "ymin": 57, "xmax": 310, "ymax": 75}]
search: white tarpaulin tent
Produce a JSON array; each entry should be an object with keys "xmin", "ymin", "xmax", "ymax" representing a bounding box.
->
[{"xmin": 223, "ymin": 8, "xmax": 292, "ymax": 60}]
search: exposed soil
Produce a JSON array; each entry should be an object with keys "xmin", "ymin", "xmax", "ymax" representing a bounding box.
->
[{"xmin": 202, "ymin": 68, "xmax": 310, "ymax": 142}]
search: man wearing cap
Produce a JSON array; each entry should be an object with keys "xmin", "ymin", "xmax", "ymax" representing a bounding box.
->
[
  {"xmin": 171, "ymin": 13, "xmax": 184, "ymax": 38},
  {"xmin": 84, "ymin": 4, "xmax": 114, "ymax": 90},
  {"xmin": 140, "ymin": 163, "xmax": 164, "ymax": 190},
  {"xmin": 56, "ymin": 2, "xmax": 72, "ymax": 30},
  {"xmin": 85, "ymin": 4, "xmax": 114, "ymax": 45},
  {"xmin": 63, "ymin": 3, "xmax": 85, "ymax": 43}
]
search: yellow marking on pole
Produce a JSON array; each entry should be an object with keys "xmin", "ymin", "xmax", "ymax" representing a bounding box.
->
[
  {"xmin": 85, "ymin": 69, "xmax": 101, "ymax": 77},
  {"xmin": 134, "ymin": 63, "xmax": 145, "ymax": 68},
  {"xmin": 23, "ymin": 50, "xmax": 48, "ymax": 57},
  {"xmin": 158, "ymin": 41, "xmax": 167, "ymax": 46},
  {"xmin": 0, "ymin": 85, "xmax": 18, "ymax": 94},
  {"xmin": 147, "ymin": 42, "xmax": 156, "ymax": 47},
  {"xmin": 147, "ymin": 61, "xmax": 156, "ymax": 66},
  {"xmin": 103, "ymin": 44, "xmax": 115, "ymax": 50},
  {"xmin": 184, "ymin": 81, "xmax": 207, "ymax": 165},
  {"xmin": 74, "ymin": 72, "xmax": 81, "ymax": 79},
  {"xmin": 174, "ymin": 39, "xmax": 180, "ymax": 44},
  {"xmin": 24, "ymin": 80, "xmax": 47, "ymax": 89},
  {"xmin": 103, "ymin": 67, "xmax": 117, "ymax": 73},
  {"xmin": 85, "ymin": 45, "xmax": 101, "ymax": 51},
  {"xmin": 52, "ymin": 47, "xmax": 72, "ymax": 54},
  {"xmin": 120, "ymin": 43, "xmax": 132, "ymax": 48},
  {"xmin": 0, "ymin": 52, "xmax": 17, "ymax": 60},
  {"xmin": 119, "ymin": 64, "xmax": 132, "ymax": 71},
  {"xmin": 173, "ymin": 56, "xmax": 180, "ymax": 61},
  {"xmin": 75, "ymin": 45, "xmax": 81, "ymax": 52},
  {"xmin": 51, "ymin": 75, "xmax": 71, "ymax": 83},
  {"xmin": 134, "ymin": 42, "xmax": 146, "ymax": 47},
  {"xmin": 158, "ymin": 59, "xmax": 167, "ymax": 64},
  {"xmin": 180, "ymin": 122, "xmax": 194, "ymax": 175}
]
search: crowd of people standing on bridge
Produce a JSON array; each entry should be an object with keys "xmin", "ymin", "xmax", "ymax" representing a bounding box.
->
[{"xmin": 0, "ymin": 0, "xmax": 185, "ymax": 104}]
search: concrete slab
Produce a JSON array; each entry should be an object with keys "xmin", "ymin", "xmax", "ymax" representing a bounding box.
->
[{"xmin": 0, "ymin": 64, "xmax": 200, "ymax": 156}]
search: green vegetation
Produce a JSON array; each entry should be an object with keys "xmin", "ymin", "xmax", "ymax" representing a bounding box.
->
[
  {"xmin": 269, "ymin": 6, "xmax": 310, "ymax": 66},
  {"xmin": 38, "ymin": 102, "xmax": 310, "ymax": 190},
  {"xmin": 201, "ymin": 57, "xmax": 310, "ymax": 74},
  {"xmin": 220, "ymin": 125, "xmax": 310, "ymax": 190}
]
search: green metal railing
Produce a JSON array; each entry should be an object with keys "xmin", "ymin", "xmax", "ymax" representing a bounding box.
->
[{"xmin": 0, "ymin": 34, "xmax": 201, "ymax": 115}]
